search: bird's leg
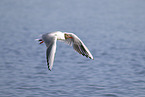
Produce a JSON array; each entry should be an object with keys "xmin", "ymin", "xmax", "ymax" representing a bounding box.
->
[
  {"xmin": 40, "ymin": 41, "xmax": 44, "ymax": 44},
  {"xmin": 38, "ymin": 39, "xmax": 44, "ymax": 44}
]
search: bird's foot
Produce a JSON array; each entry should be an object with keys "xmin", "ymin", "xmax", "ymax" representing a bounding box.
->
[
  {"xmin": 39, "ymin": 41, "xmax": 44, "ymax": 44},
  {"xmin": 38, "ymin": 39, "xmax": 44, "ymax": 44}
]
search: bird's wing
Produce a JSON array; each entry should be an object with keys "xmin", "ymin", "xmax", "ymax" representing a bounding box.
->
[
  {"xmin": 42, "ymin": 33, "xmax": 57, "ymax": 71},
  {"xmin": 65, "ymin": 33, "xmax": 94, "ymax": 60}
]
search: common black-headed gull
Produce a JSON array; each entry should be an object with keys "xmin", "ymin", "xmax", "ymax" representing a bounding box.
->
[{"xmin": 37, "ymin": 31, "xmax": 94, "ymax": 71}]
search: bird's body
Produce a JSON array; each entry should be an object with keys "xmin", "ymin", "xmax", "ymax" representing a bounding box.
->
[{"xmin": 37, "ymin": 31, "xmax": 94, "ymax": 71}]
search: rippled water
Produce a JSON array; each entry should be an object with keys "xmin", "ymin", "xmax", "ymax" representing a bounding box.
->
[{"xmin": 0, "ymin": 0, "xmax": 145, "ymax": 97}]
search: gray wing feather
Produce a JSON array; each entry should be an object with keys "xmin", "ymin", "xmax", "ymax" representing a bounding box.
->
[
  {"xmin": 42, "ymin": 33, "xmax": 54, "ymax": 47},
  {"xmin": 65, "ymin": 33, "xmax": 94, "ymax": 60},
  {"xmin": 73, "ymin": 44, "xmax": 82, "ymax": 54},
  {"xmin": 42, "ymin": 33, "xmax": 57, "ymax": 70},
  {"xmin": 73, "ymin": 39, "xmax": 91, "ymax": 58}
]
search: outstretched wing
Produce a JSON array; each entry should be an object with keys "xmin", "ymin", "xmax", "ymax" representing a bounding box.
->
[
  {"xmin": 65, "ymin": 33, "xmax": 94, "ymax": 60},
  {"xmin": 42, "ymin": 33, "xmax": 57, "ymax": 71}
]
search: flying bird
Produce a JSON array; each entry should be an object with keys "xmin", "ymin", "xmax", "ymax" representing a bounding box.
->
[{"xmin": 37, "ymin": 31, "xmax": 94, "ymax": 71}]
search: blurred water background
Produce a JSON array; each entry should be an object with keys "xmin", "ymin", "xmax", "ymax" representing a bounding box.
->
[{"xmin": 0, "ymin": 0, "xmax": 145, "ymax": 97}]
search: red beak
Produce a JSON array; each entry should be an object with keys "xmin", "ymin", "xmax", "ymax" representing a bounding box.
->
[{"xmin": 69, "ymin": 37, "xmax": 73, "ymax": 39}]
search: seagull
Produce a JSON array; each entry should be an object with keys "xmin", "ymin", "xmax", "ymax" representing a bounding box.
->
[{"xmin": 37, "ymin": 31, "xmax": 94, "ymax": 71}]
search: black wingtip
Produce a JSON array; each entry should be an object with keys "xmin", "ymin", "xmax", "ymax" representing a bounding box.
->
[
  {"xmin": 48, "ymin": 68, "xmax": 51, "ymax": 71},
  {"xmin": 47, "ymin": 63, "xmax": 51, "ymax": 71},
  {"xmin": 82, "ymin": 54, "xmax": 94, "ymax": 60},
  {"xmin": 48, "ymin": 65, "xmax": 51, "ymax": 71}
]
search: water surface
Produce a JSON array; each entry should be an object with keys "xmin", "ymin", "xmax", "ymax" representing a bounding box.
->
[{"xmin": 0, "ymin": 0, "xmax": 145, "ymax": 97}]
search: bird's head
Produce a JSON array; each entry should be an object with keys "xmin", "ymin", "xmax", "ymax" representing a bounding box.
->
[{"xmin": 64, "ymin": 33, "xmax": 73, "ymax": 39}]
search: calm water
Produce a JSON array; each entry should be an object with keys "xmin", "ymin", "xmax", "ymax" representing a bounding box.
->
[{"xmin": 0, "ymin": 0, "xmax": 145, "ymax": 97}]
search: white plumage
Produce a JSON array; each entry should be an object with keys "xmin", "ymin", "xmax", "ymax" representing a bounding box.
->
[{"xmin": 37, "ymin": 31, "xmax": 94, "ymax": 71}]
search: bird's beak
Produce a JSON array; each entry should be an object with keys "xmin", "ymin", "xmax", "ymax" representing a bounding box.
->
[{"xmin": 69, "ymin": 36, "xmax": 73, "ymax": 39}]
